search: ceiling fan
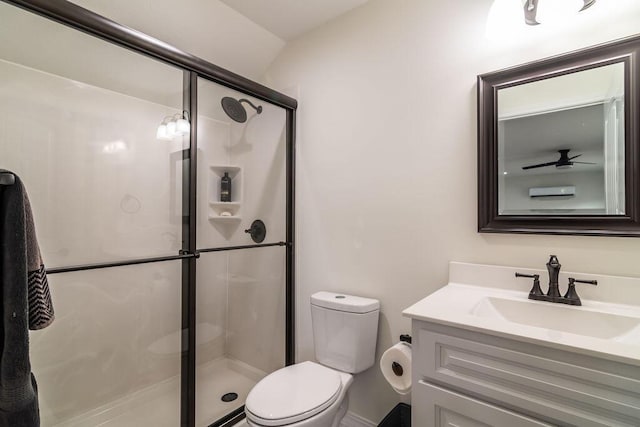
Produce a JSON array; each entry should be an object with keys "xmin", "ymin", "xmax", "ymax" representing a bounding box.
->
[{"xmin": 521, "ymin": 149, "xmax": 596, "ymax": 170}]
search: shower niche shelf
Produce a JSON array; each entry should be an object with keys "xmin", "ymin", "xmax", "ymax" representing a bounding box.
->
[{"xmin": 209, "ymin": 165, "xmax": 243, "ymax": 223}]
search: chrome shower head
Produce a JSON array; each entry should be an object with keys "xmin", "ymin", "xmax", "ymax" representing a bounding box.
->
[{"xmin": 221, "ymin": 97, "xmax": 263, "ymax": 123}]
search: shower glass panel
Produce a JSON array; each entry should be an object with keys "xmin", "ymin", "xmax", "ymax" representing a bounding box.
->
[
  {"xmin": 196, "ymin": 76, "xmax": 288, "ymax": 425},
  {"xmin": 0, "ymin": 2, "xmax": 188, "ymax": 426},
  {"xmin": 195, "ymin": 249, "xmax": 286, "ymax": 426},
  {"xmin": 196, "ymin": 77, "xmax": 287, "ymax": 247},
  {"xmin": 1, "ymin": 2, "xmax": 295, "ymax": 426},
  {"xmin": 31, "ymin": 262, "xmax": 183, "ymax": 426},
  {"xmin": 0, "ymin": 1, "xmax": 186, "ymax": 268}
]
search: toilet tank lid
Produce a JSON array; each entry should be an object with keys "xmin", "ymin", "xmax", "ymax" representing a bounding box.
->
[{"xmin": 311, "ymin": 292, "xmax": 380, "ymax": 313}]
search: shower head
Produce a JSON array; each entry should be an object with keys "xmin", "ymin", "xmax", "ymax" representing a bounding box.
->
[{"xmin": 221, "ymin": 97, "xmax": 263, "ymax": 123}]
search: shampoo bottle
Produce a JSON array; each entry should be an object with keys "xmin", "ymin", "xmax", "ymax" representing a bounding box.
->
[{"xmin": 220, "ymin": 172, "xmax": 232, "ymax": 202}]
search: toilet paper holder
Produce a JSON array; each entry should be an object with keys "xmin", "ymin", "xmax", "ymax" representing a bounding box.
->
[
  {"xmin": 391, "ymin": 335, "xmax": 412, "ymax": 376},
  {"xmin": 399, "ymin": 334, "xmax": 412, "ymax": 344}
]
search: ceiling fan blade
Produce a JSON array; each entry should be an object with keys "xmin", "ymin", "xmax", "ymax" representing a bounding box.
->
[
  {"xmin": 572, "ymin": 161, "xmax": 597, "ymax": 165},
  {"xmin": 568, "ymin": 154, "xmax": 582, "ymax": 160},
  {"xmin": 522, "ymin": 161, "xmax": 558, "ymax": 170}
]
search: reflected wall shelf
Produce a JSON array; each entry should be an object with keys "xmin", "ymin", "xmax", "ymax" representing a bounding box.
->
[{"xmin": 208, "ymin": 165, "xmax": 243, "ymax": 224}]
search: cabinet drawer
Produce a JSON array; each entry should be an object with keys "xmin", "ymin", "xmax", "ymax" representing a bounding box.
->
[
  {"xmin": 414, "ymin": 323, "xmax": 640, "ymax": 427},
  {"xmin": 414, "ymin": 381, "xmax": 553, "ymax": 427}
]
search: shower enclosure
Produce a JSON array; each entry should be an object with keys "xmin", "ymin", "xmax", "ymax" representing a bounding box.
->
[{"xmin": 0, "ymin": 1, "xmax": 295, "ymax": 426}]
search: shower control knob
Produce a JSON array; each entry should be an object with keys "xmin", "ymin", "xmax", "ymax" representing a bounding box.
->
[{"xmin": 245, "ymin": 219, "xmax": 266, "ymax": 243}]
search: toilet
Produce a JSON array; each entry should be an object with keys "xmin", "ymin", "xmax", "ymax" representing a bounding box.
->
[{"xmin": 245, "ymin": 291, "xmax": 380, "ymax": 427}]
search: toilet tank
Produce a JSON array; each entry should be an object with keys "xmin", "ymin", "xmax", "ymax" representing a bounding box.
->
[{"xmin": 311, "ymin": 292, "xmax": 380, "ymax": 374}]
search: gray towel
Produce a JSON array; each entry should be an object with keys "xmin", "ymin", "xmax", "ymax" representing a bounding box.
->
[
  {"xmin": 0, "ymin": 170, "xmax": 54, "ymax": 427},
  {"xmin": 23, "ymin": 195, "xmax": 54, "ymax": 331}
]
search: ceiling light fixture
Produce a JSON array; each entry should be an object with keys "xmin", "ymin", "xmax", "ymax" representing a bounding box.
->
[
  {"xmin": 156, "ymin": 117, "xmax": 171, "ymax": 141},
  {"xmin": 524, "ymin": 0, "xmax": 596, "ymax": 25}
]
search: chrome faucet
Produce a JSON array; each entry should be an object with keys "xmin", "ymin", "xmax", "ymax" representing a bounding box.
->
[{"xmin": 516, "ymin": 255, "xmax": 597, "ymax": 306}]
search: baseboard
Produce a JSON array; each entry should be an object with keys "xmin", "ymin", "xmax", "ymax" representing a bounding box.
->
[{"xmin": 341, "ymin": 411, "xmax": 376, "ymax": 427}]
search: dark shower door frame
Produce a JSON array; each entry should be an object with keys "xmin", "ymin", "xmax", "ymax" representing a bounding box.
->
[{"xmin": 2, "ymin": 1, "xmax": 297, "ymax": 426}]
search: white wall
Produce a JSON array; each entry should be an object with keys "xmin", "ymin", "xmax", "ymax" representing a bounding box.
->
[
  {"xmin": 264, "ymin": 0, "xmax": 640, "ymax": 423},
  {"xmin": 498, "ymin": 62, "xmax": 624, "ymax": 118}
]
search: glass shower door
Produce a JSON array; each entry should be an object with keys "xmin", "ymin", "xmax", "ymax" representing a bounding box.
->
[
  {"xmin": 0, "ymin": 2, "xmax": 294, "ymax": 426},
  {"xmin": 195, "ymin": 77, "xmax": 287, "ymax": 426},
  {"xmin": 0, "ymin": 3, "xmax": 188, "ymax": 425}
]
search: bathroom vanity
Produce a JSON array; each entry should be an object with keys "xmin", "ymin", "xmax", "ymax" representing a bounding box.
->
[{"xmin": 403, "ymin": 262, "xmax": 640, "ymax": 427}]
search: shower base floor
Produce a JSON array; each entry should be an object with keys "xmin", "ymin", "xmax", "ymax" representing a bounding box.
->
[{"xmin": 51, "ymin": 357, "xmax": 264, "ymax": 427}]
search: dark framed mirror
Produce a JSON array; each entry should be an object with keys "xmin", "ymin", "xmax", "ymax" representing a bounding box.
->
[{"xmin": 478, "ymin": 35, "xmax": 640, "ymax": 237}]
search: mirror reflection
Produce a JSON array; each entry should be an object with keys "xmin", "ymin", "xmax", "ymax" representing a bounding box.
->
[{"xmin": 497, "ymin": 62, "xmax": 625, "ymax": 215}]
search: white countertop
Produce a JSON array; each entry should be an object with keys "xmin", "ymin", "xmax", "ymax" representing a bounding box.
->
[{"xmin": 403, "ymin": 262, "xmax": 640, "ymax": 366}]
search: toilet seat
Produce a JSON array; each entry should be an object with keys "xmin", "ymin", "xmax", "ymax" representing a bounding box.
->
[{"xmin": 245, "ymin": 361, "xmax": 342, "ymax": 426}]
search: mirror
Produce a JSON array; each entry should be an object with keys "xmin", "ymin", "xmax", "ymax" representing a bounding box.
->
[
  {"xmin": 498, "ymin": 62, "xmax": 625, "ymax": 216},
  {"xmin": 478, "ymin": 35, "xmax": 640, "ymax": 236}
]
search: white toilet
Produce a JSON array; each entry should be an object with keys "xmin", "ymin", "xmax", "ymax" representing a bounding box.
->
[{"xmin": 245, "ymin": 291, "xmax": 380, "ymax": 427}]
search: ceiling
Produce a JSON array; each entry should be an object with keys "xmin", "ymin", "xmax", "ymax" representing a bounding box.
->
[
  {"xmin": 0, "ymin": 0, "xmax": 372, "ymax": 108},
  {"xmin": 220, "ymin": 0, "xmax": 370, "ymax": 41},
  {"xmin": 502, "ymin": 104, "xmax": 607, "ymax": 176},
  {"xmin": 69, "ymin": 0, "xmax": 286, "ymax": 81},
  {"xmin": 503, "ymin": 104, "xmax": 604, "ymax": 158}
]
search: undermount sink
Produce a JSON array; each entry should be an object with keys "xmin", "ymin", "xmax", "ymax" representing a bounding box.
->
[{"xmin": 471, "ymin": 296, "xmax": 640, "ymax": 343}]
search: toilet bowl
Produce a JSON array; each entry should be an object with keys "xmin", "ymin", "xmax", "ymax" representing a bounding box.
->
[
  {"xmin": 245, "ymin": 292, "xmax": 380, "ymax": 427},
  {"xmin": 245, "ymin": 361, "xmax": 353, "ymax": 427}
]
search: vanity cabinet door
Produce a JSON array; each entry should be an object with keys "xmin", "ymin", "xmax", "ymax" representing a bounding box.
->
[
  {"xmin": 413, "ymin": 324, "xmax": 640, "ymax": 426},
  {"xmin": 414, "ymin": 381, "xmax": 553, "ymax": 427}
]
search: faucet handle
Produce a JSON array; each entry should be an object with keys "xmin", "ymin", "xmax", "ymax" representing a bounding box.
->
[
  {"xmin": 515, "ymin": 272, "xmax": 538, "ymax": 278},
  {"xmin": 515, "ymin": 272, "xmax": 545, "ymax": 300},
  {"xmin": 572, "ymin": 278, "xmax": 598, "ymax": 286},
  {"xmin": 562, "ymin": 277, "xmax": 598, "ymax": 306}
]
